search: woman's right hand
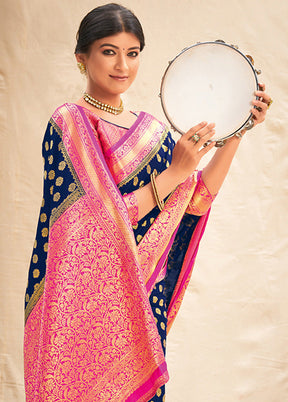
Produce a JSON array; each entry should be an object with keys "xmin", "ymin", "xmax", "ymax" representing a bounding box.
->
[
  {"xmin": 133, "ymin": 122, "xmax": 216, "ymax": 220},
  {"xmin": 168, "ymin": 122, "xmax": 216, "ymax": 184}
]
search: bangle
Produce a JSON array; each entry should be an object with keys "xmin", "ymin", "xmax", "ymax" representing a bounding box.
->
[
  {"xmin": 150, "ymin": 171, "xmax": 164, "ymax": 211},
  {"xmin": 235, "ymin": 132, "xmax": 243, "ymax": 139}
]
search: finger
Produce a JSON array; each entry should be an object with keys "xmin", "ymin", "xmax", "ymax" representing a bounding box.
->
[
  {"xmin": 255, "ymin": 90, "xmax": 271, "ymax": 106},
  {"xmin": 256, "ymin": 83, "xmax": 265, "ymax": 101},
  {"xmin": 252, "ymin": 99, "xmax": 268, "ymax": 112},
  {"xmin": 251, "ymin": 107, "xmax": 260, "ymax": 118},
  {"xmin": 250, "ymin": 107, "xmax": 265, "ymax": 123},
  {"xmin": 198, "ymin": 122, "xmax": 216, "ymax": 137},
  {"xmin": 198, "ymin": 140, "xmax": 215, "ymax": 156},
  {"xmin": 258, "ymin": 82, "xmax": 266, "ymax": 91},
  {"xmin": 183, "ymin": 122, "xmax": 207, "ymax": 140},
  {"xmin": 255, "ymin": 90, "xmax": 270, "ymax": 102},
  {"xmin": 197, "ymin": 128, "xmax": 216, "ymax": 147},
  {"xmin": 189, "ymin": 128, "xmax": 216, "ymax": 150},
  {"xmin": 188, "ymin": 123, "xmax": 215, "ymax": 143}
]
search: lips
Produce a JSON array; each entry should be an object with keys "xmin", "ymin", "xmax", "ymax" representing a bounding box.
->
[{"xmin": 109, "ymin": 75, "xmax": 128, "ymax": 81}]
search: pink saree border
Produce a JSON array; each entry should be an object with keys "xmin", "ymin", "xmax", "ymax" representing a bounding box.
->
[
  {"xmin": 167, "ymin": 210, "xmax": 210, "ymax": 332},
  {"xmin": 138, "ymin": 172, "xmax": 199, "ymax": 293},
  {"xmin": 105, "ymin": 118, "xmax": 168, "ymax": 185},
  {"xmin": 104, "ymin": 111, "xmax": 145, "ymax": 156},
  {"xmin": 58, "ymin": 104, "xmax": 136, "ymax": 250},
  {"xmin": 126, "ymin": 362, "xmax": 169, "ymax": 402}
]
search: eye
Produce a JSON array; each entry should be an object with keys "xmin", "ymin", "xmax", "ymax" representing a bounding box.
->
[
  {"xmin": 127, "ymin": 51, "xmax": 139, "ymax": 58},
  {"xmin": 102, "ymin": 49, "xmax": 116, "ymax": 55}
]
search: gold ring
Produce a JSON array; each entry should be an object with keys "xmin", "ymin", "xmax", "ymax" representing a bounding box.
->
[
  {"xmin": 191, "ymin": 133, "xmax": 200, "ymax": 143},
  {"xmin": 267, "ymin": 98, "xmax": 273, "ymax": 109}
]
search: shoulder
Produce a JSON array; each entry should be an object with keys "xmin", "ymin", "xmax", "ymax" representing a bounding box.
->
[
  {"xmin": 134, "ymin": 111, "xmax": 175, "ymax": 148},
  {"xmin": 50, "ymin": 103, "xmax": 101, "ymax": 129},
  {"xmin": 135, "ymin": 111, "xmax": 168, "ymax": 128},
  {"xmin": 51, "ymin": 103, "xmax": 82, "ymax": 120},
  {"xmin": 42, "ymin": 103, "xmax": 82, "ymax": 144},
  {"xmin": 139, "ymin": 111, "xmax": 174, "ymax": 137}
]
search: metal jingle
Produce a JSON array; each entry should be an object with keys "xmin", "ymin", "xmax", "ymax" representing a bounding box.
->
[
  {"xmin": 203, "ymin": 140, "xmax": 212, "ymax": 148},
  {"xmin": 215, "ymin": 140, "xmax": 226, "ymax": 148},
  {"xmin": 246, "ymin": 54, "xmax": 254, "ymax": 65},
  {"xmin": 204, "ymin": 138, "xmax": 227, "ymax": 148},
  {"xmin": 245, "ymin": 118, "xmax": 255, "ymax": 131}
]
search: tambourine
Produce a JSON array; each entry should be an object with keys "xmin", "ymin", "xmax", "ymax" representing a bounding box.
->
[{"xmin": 160, "ymin": 40, "xmax": 261, "ymax": 147}]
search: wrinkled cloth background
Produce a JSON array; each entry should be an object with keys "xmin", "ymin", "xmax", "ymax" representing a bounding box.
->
[{"xmin": 1, "ymin": 0, "xmax": 287, "ymax": 401}]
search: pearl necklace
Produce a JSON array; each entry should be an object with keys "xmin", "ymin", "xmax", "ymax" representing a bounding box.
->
[{"xmin": 83, "ymin": 93, "xmax": 124, "ymax": 115}]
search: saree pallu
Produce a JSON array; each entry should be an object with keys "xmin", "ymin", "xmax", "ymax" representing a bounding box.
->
[{"xmin": 24, "ymin": 103, "xmax": 214, "ymax": 401}]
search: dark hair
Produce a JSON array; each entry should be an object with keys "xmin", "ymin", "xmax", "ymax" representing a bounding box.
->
[{"xmin": 75, "ymin": 3, "xmax": 145, "ymax": 54}]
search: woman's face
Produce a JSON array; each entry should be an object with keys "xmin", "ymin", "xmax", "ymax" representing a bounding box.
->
[{"xmin": 77, "ymin": 32, "xmax": 141, "ymax": 103}]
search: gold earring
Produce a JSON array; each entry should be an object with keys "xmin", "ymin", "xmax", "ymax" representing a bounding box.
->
[{"xmin": 77, "ymin": 62, "xmax": 86, "ymax": 74}]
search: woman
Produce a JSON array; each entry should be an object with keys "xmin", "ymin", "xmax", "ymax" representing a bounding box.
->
[{"xmin": 24, "ymin": 3, "xmax": 271, "ymax": 401}]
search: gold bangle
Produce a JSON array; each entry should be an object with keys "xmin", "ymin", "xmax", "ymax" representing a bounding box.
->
[{"xmin": 150, "ymin": 171, "xmax": 164, "ymax": 211}]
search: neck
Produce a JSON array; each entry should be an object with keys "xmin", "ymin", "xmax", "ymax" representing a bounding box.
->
[
  {"xmin": 83, "ymin": 93, "xmax": 124, "ymax": 115},
  {"xmin": 85, "ymin": 87, "xmax": 121, "ymax": 108}
]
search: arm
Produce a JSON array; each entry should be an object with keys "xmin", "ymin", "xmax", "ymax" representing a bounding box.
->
[
  {"xmin": 201, "ymin": 134, "xmax": 242, "ymax": 195},
  {"xmin": 132, "ymin": 122, "xmax": 216, "ymax": 220}
]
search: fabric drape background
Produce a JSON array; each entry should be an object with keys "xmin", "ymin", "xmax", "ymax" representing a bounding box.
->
[{"xmin": 1, "ymin": 0, "xmax": 287, "ymax": 401}]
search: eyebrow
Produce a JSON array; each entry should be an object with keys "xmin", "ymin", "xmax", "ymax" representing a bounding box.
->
[{"xmin": 99, "ymin": 43, "xmax": 140, "ymax": 50}]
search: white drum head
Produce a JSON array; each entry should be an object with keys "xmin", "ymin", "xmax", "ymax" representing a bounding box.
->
[{"xmin": 160, "ymin": 42, "xmax": 258, "ymax": 141}]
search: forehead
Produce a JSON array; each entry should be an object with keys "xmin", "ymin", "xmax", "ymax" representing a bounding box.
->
[{"xmin": 93, "ymin": 32, "xmax": 140, "ymax": 49}]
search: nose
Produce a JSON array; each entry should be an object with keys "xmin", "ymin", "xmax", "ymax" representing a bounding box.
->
[{"xmin": 115, "ymin": 53, "xmax": 128, "ymax": 72}]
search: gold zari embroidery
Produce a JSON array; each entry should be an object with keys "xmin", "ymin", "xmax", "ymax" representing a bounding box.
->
[
  {"xmin": 118, "ymin": 127, "xmax": 169, "ymax": 188},
  {"xmin": 25, "ymin": 277, "xmax": 45, "ymax": 323}
]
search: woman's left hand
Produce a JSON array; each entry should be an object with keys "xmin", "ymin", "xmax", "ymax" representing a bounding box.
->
[{"xmin": 251, "ymin": 82, "xmax": 272, "ymax": 127}]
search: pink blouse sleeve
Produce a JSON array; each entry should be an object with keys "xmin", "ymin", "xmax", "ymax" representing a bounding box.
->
[
  {"xmin": 186, "ymin": 174, "xmax": 217, "ymax": 216},
  {"xmin": 122, "ymin": 192, "xmax": 139, "ymax": 226}
]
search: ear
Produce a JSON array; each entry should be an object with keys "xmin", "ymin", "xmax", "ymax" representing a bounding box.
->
[{"xmin": 75, "ymin": 53, "xmax": 86, "ymax": 64}]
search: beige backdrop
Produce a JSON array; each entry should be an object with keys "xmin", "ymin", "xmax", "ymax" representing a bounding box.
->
[{"xmin": 1, "ymin": 0, "xmax": 287, "ymax": 401}]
